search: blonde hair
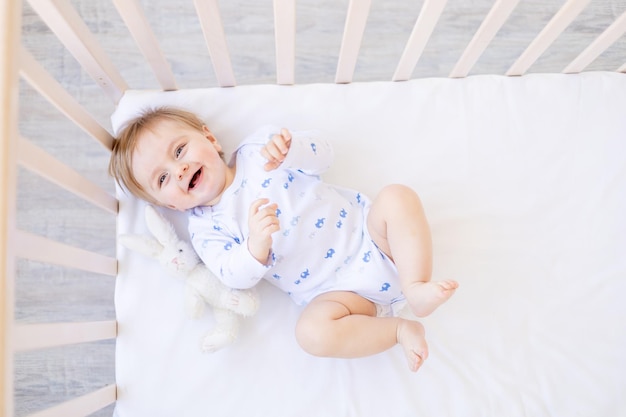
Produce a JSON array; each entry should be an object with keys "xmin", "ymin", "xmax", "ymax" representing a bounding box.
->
[{"xmin": 108, "ymin": 107, "xmax": 217, "ymax": 205}]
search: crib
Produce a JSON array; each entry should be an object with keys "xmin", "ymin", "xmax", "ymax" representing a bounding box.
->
[{"xmin": 2, "ymin": 0, "xmax": 626, "ymax": 416}]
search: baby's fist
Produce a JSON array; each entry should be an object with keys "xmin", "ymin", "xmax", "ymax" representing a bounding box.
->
[{"xmin": 262, "ymin": 128, "xmax": 292, "ymax": 171}]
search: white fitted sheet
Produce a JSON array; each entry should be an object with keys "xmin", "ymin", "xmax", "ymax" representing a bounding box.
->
[{"xmin": 112, "ymin": 72, "xmax": 626, "ymax": 417}]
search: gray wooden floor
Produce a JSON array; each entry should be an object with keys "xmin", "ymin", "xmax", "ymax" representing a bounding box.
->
[{"xmin": 15, "ymin": 0, "xmax": 626, "ymax": 415}]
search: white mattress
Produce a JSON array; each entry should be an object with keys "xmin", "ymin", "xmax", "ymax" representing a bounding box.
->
[{"xmin": 112, "ymin": 72, "xmax": 626, "ymax": 417}]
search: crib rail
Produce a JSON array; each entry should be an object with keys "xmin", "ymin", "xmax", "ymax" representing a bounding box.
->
[
  {"xmin": 273, "ymin": 0, "xmax": 297, "ymax": 85},
  {"xmin": 26, "ymin": 0, "xmax": 127, "ymax": 103},
  {"xmin": 17, "ymin": 138, "xmax": 117, "ymax": 214},
  {"xmin": 506, "ymin": 0, "xmax": 591, "ymax": 76},
  {"xmin": 450, "ymin": 0, "xmax": 522, "ymax": 78},
  {"xmin": 564, "ymin": 8, "xmax": 626, "ymax": 73},
  {"xmin": 14, "ymin": 231, "xmax": 117, "ymax": 277},
  {"xmin": 2, "ymin": 1, "xmax": 21, "ymax": 415},
  {"xmin": 24, "ymin": 385, "xmax": 117, "ymax": 417},
  {"xmin": 111, "ymin": 0, "xmax": 177, "ymax": 91},
  {"xmin": 336, "ymin": 0, "xmax": 371, "ymax": 84},
  {"xmin": 14, "ymin": 322, "xmax": 117, "ymax": 352},
  {"xmin": 193, "ymin": 0, "xmax": 237, "ymax": 87},
  {"xmin": 392, "ymin": 0, "xmax": 448, "ymax": 81},
  {"xmin": 18, "ymin": 48, "xmax": 115, "ymax": 150},
  {"xmin": 3, "ymin": 0, "xmax": 119, "ymax": 415},
  {"xmin": 23, "ymin": 0, "xmax": 626, "ymax": 101}
]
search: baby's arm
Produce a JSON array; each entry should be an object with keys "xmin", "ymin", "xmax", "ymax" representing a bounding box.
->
[
  {"xmin": 260, "ymin": 127, "xmax": 333, "ymax": 175},
  {"xmin": 192, "ymin": 229, "xmax": 269, "ymax": 290}
]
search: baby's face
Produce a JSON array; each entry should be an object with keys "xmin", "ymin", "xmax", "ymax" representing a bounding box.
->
[{"xmin": 131, "ymin": 120, "xmax": 234, "ymax": 211}]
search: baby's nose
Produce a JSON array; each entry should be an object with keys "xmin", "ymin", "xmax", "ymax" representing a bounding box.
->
[{"xmin": 177, "ymin": 164, "xmax": 188, "ymax": 180}]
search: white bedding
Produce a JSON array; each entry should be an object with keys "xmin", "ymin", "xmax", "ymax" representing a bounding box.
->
[{"xmin": 112, "ymin": 72, "xmax": 626, "ymax": 417}]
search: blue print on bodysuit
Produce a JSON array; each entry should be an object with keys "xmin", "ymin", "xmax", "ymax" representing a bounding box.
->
[
  {"xmin": 363, "ymin": 251, "xmax": 372, "ymax": 262},
  {"xmin": 283, "ymin": 172, "xmax": 295, "ymax": 189},
  {"xmin": 380, "ymin": 283, "xmax": 391, "ymax": 292},
  {"xmin": 294, "ymin": 268, "xmax": 309, "ymax": 285},
  {"xmin": 310, "ymin": 143, "xmax": 317, "ymax": 154},
  {"xmin": 315, "ymin": 218, "xmax": 325, "ymax": 228},
  {"xmin": 337, "ymin": 208, "xmax": 347, "ymax": 228},
  {"xmin": 325, "ymin": 248, "xmax": 335, "ymax": 258},
  {"xmin": 262, "ymin": 178, "xmax": 272, "ymax": 188}
]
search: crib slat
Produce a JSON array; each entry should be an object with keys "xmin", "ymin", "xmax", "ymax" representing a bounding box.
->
[
  {"xmin": 24, "ymin": 384, "xmax": 116, "ymax": 417},
  {"xmin": 393, "ymin": 0, "xmax": 448, "ymax": 81},
  {"xmin": 14, "ymin": 321, "xmax": 116, "ymax": 351},
  {"xmin": 274, "ymin": 0, "xmax": 296, "ymax": 85},
  {"xmin": 563, "ymin": 9, "xmax": 626, "ymax": 74},
  {"xmin": 19, "ymin": 47, "xmax": 114, "ymax": 151},
  {"xmin": 450, "ymin": 0, "xmax": 520, "ymax": 78},
  {"xmin": 18, "ymin": 137, "xmax": 118, "ymax": 214},
  {"xmin": 1, "ymin": 0, "xmax": 20, "ymax": 415},
  {"xmin": 335, "ymin": 0, "xmax": 372, "ymax": 84},
  {"xmin": 14, "ymin": 230, "xmax": 117, "ymax": 276},
  {"xmin": 112, "ymin": 0, "xmax": 177, "ymax": 91},
  {"xmin": 506, "ymin": 0, "xmax": 591, "ymax": 76},
  {"xmin": 194, "ymin": 0, "xmax": 236, "ymax": 87},
  {"xmin": 26, "ymin": 0, "xmax": 128, "ymax": 103}
]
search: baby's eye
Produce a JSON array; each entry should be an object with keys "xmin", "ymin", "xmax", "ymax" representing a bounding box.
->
[
  {"xmin": 158, "ymin": 173, "xmax": 167, "ymax": 187},
  {"xmin": 175, "ymin": 144, "xmax": 185, "ymax": 158}
]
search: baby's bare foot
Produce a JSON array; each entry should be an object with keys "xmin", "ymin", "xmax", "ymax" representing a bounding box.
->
[
  {"xmin": 406, "ymin": 280, "xmax": 458, "ymax": 317},
  {"xmin": 396, "ymin": 319, "xmax": 428, "ymax": 372}
]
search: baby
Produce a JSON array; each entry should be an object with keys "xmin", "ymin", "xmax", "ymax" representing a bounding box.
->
[{"xmin": 109, "ymin": 107, "xmax": 458, "ymax": 371}]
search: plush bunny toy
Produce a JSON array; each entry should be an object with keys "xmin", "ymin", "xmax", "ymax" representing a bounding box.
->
[{"xmin": 119, "ymin": 205, "xmax": 259, "ymax": 353}]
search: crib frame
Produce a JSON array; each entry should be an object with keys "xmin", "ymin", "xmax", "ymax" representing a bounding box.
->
[{"xmin": 2, "ymin": 0, "xmax": 625, "ymax": 415}]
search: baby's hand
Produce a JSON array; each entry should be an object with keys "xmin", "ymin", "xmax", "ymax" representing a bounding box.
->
[
  {"xmin": 262, "ymin": 128, "xmax": 292, "ymax": 171},
  {"xmin": 247, "ymin": 198, "xmax": 280, "ymax": 264}
]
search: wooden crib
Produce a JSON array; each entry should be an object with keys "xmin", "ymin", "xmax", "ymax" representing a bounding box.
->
[{"xmin": 2, "ymin": 0, "xmax": 625, "ymax": 416}]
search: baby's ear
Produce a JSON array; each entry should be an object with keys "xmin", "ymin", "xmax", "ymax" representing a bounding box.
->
[{"xmin": 119, "ymin": 234, "xmax": 163, "ymax": 259}]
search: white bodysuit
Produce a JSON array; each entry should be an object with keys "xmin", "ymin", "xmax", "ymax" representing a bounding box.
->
[{"xmin": 189, "ymin": 126, "xmax": 404, "ymax": 307}]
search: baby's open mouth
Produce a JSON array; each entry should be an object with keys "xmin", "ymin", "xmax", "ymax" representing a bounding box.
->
[{"xmin": 189, "ymin": 168, "xmax": 201, "ymax": 189}]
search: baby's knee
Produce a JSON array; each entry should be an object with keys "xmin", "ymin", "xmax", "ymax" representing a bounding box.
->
[
  {"xmin": 295, "ymin": 316, "xmax": 333, "ymax": 357},
  {"xmin": 372, "ymin": 185, "xmax": 423, "ymax": 219},
  {"xmin": 380, "ymin": 183, "xmax": 420, "ymax": 203}
]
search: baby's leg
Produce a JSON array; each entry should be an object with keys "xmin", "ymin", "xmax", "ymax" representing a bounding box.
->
[
  {"xmin": 295, "ymin": 291, "xmax": 428, "ymax": 372},
  {"xmin": 367, "ymin": 184, "xmax": 458, "ymax": 317}
]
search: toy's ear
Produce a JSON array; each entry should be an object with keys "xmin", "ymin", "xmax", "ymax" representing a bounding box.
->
[
  {"xmin": 144, "ymin": 205, "xmax": 179, "ymax": 246},
  {"xmin": 119, "ymin": 234, "xmax": 164, "ymax": 259}
]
